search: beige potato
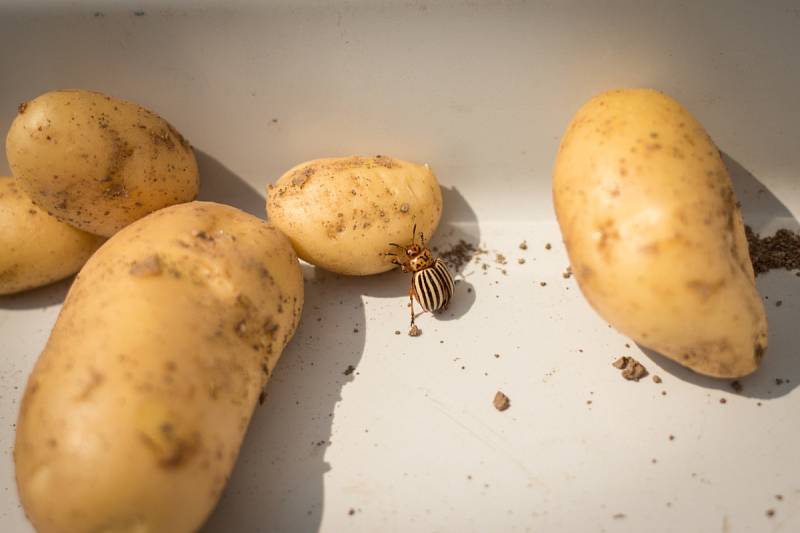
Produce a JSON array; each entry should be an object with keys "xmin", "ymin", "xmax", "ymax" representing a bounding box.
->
[
  {"xmin": 266, "ymin": 155, "xmax": 442, "ymax": 275},
  {"xmin": 6, "ymin": 90, "xmax": 199, "ymax": 237},
  {"xmin": 553, "ymin": 88, "xmax": 767, "ymax": 378},
  {"xmin": 0, "ymin": 176, "xmax": 103, "ymax": 295},
  {"xmin": 15, "ymin": 201, "xmax": 303, "ymax": 533}
]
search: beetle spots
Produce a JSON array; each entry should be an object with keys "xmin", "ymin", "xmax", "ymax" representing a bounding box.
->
[{"xmin": 646, "ymin": 143, "xmax": 662, "ymax": 151}]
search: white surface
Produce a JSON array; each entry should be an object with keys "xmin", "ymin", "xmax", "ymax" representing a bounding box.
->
[{"xmin": 1, "ymin": 1, "xmax": 800, "ymax": 532}]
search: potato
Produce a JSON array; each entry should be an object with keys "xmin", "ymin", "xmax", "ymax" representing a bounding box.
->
[
  {"xmin": 553, "ymin": 88, "xmax": 768, "ymax": 378},
  {"xmin": 266, "ymin": 155, "xmax": 442, "ymax": 275},
  {"xmin": 0, "ymin": 176, "xmax": 103, "ymax": 295},
  {"xmin": 15, "ymin": 202, "xmax": 303, "ymax": 533},
  {"xmin": 6, "ymin": 90, "xmax": 199, "ymax": 237}
]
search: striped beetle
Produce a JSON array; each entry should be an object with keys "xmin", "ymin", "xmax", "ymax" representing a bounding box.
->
[{"xmin": 386, "ymin": 224, "xmax": 455, "ymax": 329}]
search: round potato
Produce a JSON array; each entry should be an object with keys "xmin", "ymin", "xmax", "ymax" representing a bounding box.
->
[
  {"xmin": 6, "ymin": 90, "xmax": 199, "ymax": 237},
  {"xmin": 0, "ymin": 176, "xmax": 103, "ymax": 295},
  {"xmin": 266, "ymin": 155, "xmax": 442, "ymax": 275},
  {"xmin": 15, "ymin": 202, "xmax": 303, "ymax": 533},
  {"xmin": 553, "ymin": 89, "xmax": 768, "ymax": 378}
]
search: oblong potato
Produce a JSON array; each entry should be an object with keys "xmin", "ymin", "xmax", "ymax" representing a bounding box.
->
[
  {"xmin": 6, "ymin": 90, "xmax": 199, "ymax": 237},
  {"xmin": 0, "ymin": 176, "xmax": 103, "ymax": 295},
  {"xmin": 15, "ymin": 202, "xmax": 303, "ymax": 533},
  {"xmin": 553, "ymin": 88, "xmax": 768, "ymax": 378},
  {"xmin": 266, "ymin": 155, "xmax": 442, "ymax": 275}
]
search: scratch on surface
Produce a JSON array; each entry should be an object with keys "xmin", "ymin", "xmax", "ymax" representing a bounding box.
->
[{"xmin": 419, "ymin": 388, "xmax": 548, "ymax": 491}]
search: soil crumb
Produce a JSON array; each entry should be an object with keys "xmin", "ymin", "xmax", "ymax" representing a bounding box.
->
[
  {"xmin": 652, "ymin": 375, "xmax": 662, "ymax": 384},
  {"xmin": 746, "ymin": 226, "xmax": 800, "ymax": 275},
  {"xmin": 408, "ymin": 324, "xmax": 421, "ymax": 337},
  {"xmin": 343, "ymin": 365, "xmax": 355, "ymax": 376},
  {"xmin": 612, "ymin": 356, "xmax": 648, "ymax": 381},
  {"xmin": 493, "ymin": 391, "xmax": 510, "ymax": 411},
  {"xmin": 519, "ymin": 240, "xmax": 528, "ymax": 250}
]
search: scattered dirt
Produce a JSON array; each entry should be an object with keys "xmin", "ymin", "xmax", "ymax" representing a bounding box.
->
[
  {"xmin": 731, "ymin": 381, "xmax": 743, "ymax": 393},
  {"xmin": 545, "ymin": 243, "xmax": 552, "ymax": 250},
  {"xmin": 652, "ymin": 375, "xmax": 662, "ymax": 384},
  {"xmin": 493, "ymin": 391, "xmax": 510, "ymax": 411},
  {"xmin": 495, "ymin": 253, "xmax": 507, "ymax": 265},
  {"xmin": 562, "ymin": 266, "xmax": 572, "ymax": 279},
  {"xmin": 519, "ymin": 240, "xmax": 528, "ymax": 250},
  {"xmin": 719, "ymin": 398, "xmax": 727, "ymax": 404},
  {"xmin": 394, "ymin": 330, "xmax": 401, "ymax": 335},
  {"xmin": 348, "ymin": 509, "xmax": 355, "ymax": 516},
  {"xmin": 518, "ymin": 258, "xmax": 526, "ymax": 264},
  {"xmin": 612, "ymin": 356, "xmax": 648, "ymax": 381},
  {"xmin": 439, "ymin": 240, "xmax": 483, "ymax": 271},
  {"xmin": 343, "ymin": 365, "xmax": 355, "ymax": 376},
  {"xmin": 766, "ymin": 509, "xmax": 775, "ymax": 518},
  {"xmin": 746, "ymin": 226, "xmax": 800, "ymax": 275},
  {"xmin": 408, "ymin": 324, "xmax": 421, "ymax": 337}
]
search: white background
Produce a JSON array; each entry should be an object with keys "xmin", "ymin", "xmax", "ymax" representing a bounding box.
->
[{"xmin": 1, "ymin": 1, "xmax": 799, "ymax": 531}]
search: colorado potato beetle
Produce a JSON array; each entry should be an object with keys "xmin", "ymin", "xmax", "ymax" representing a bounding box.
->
[{"xmin": 387, "ymin": 224, "xmax": 455, "ymax": 329}]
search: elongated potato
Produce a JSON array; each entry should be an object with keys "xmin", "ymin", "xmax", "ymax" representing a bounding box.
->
[
  {"xmin": 6, "ymin": 90, "xmax": 199, "ymax": 237},
  {"xmin": 553, "ymin": 89, "xmax": 767, "ymax": 378},
  {"xmin": 15, "ymin": 202, "xmax": 303, "ymax": 533},
  {"xmin": 267, "ymin": 155, "xmax": 442, "ymax": 275},
  {"xmin": 0, "ymin": 176, "xmax": 103, "ymax": 295}
]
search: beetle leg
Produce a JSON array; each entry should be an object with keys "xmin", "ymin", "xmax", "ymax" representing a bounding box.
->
[{"xmin": 408, "ymin": 285, "xmax": 416, "ymax": 327}]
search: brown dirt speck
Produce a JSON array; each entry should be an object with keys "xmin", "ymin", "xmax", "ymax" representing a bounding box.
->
[
  {"xmin": 612, "ymin": 356, "xmax": 648, "ymax": 381},
  {"xmin": 652, "ymin": 375, "xmax": 662, "ymax": 384},
  {"xmin": 519, "ymin": 240, "xmax": 528, "ymax": 250},
  {"xmin": 731, "ymin": 380, "xmax": 743, "ymax": 393},
  {"xmin": 408, "ymin": 325, "xmax": 421, "ymax": 337},
  {"xmin": 493, "ymin": 391, "xmax": 510, "ymax": 411},
  {"xmin": 343, "ymin": 365, "xmax": 355, "ymax": 376}
]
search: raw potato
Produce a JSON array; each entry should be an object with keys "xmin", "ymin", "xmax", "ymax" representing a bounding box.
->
[
  {"xmin": 267, "ymin": 155, "xmax": 442, "ymax": 275},
  {"xmin": 15, "ymin": 202, "xmax": 303, "ymax": 533},
  {"xmin": 0, "ymin": 177, "xmax": 103, "ymax": 295},
  {"xmin": 553, "ymin": 88, "xmax": 768, "ymax": 378},
  {"xmin": 6, "ymin": 90, "xmax": 199, "ymax": 237}
]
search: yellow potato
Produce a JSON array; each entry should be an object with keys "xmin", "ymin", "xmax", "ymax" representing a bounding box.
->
[
  {"xmin": 15, "ymin": 202, "xmax": 303, "ymax": 533},
  {"xmin": 0, "ymin": 176, "xmax": 103, "ymax": 295},
  {"xmin": 266, "ymin": 155, "xmax": 442, "ymax": 275},
  {"xmin": 553, "ymin": 88, "xmax": 767, "ymax": 378},
  {"xmin": 6, "ymin": 90, "xmax": 199, "ymax": 237}
]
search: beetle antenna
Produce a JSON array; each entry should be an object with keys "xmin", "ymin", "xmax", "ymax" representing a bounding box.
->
[
  {"xmin": 420, "ymin": 232, "xmax": 425, "ymax": 247},
  {"xmin": 411, "ymin": 223, "xmax": 417, "ymax": 245},
  {"xmin": 384, "ymin": 252, "xmax": 398, "ymax": 256},
  {"xmin": 388, "ymin": 242, "xmax": 403, "ymax": 249}
]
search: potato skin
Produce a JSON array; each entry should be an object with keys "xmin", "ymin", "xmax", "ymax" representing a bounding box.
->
[
  {"xmin": 15, "ymin": 202, "xmax": 303, "ymax": 533},
  {"xmin": 553, "ymin": 88, "xmax": 767, "ymax": 378},
  {"xmin": 6, "ymin": 90, "xmax": 199, "ymax": 237},
  {"xmin": 266, "ymin": 155, "xmax": 442, "ymax": 275},
  {"xmin": 0, "ymin": 176, "xmax": 103, "ymax": 295}
]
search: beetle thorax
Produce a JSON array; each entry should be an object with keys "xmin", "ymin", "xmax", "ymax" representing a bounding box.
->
[{"xmin": 408, "ymin": 249, "xmax": 434, "ymax": 272}]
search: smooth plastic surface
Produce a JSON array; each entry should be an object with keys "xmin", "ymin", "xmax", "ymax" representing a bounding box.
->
[{"xmin": 1, "ymin": 2, "xmax": 799, "ymax": 532}]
